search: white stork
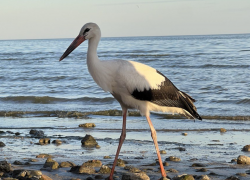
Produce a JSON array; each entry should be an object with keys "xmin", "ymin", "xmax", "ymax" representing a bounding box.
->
[{"xmin": 59, "ymin": 22, "xmax": 202, "ymax": 180}]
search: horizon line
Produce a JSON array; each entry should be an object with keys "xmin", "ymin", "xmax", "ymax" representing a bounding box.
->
[{"xmin": 1, "ymin": 32, "xmax": 250, "ymax": 41}]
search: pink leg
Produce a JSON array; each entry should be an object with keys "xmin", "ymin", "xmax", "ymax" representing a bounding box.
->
[
  {"xmin": 146, "ymin": 115, "xmax": 167, "ymax": 178},
  {"xmin": 109, "ymin": 110, "xmax": 127, "ymax": 180}
]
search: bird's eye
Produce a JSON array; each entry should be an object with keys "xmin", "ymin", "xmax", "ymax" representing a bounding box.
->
[{"xmin": 83, "ymin": 28, "xmax": 90, "ymax": 34}]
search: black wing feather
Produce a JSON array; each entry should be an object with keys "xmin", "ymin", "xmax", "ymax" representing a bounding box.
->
[{"xmin": 131, "ymin": 70, "xmax": 202, "ymax": 120}]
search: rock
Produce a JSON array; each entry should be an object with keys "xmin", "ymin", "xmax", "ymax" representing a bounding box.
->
[
  {"xmin": 182, "ymin": 133, "xmax": 188, "ymax": 136},
  {"xmin": 70, "ymin": 165, "xmax": 95, "ymax": 174},
  {"xmin": 242, "ymin": 145, "xmax": 250, "ymax": 152},
  {"xmin": 191, "ymin": 163, "xmax": 206, "ymax": 167},
  {"xmin": 81, "ymin": 134, "xmax": 98, "ymax": 147},
  {"xmin": 195, "ymin": 175, "xmax": 211, "ymax": 180},
  {"xmin": 124, "ymin": 165, "xmax": 141, "ymax": 173},
  {"xmin": 40, "ymin": 174, "xmax": 53, "ymax": 180},
  {"xmin": 7, "ymin": 131, "xmax": 15, "ymax": 134},
  {"xmin": 117, "ymin": 159, "xmax": 127, "ymax": 167},
  {"xmin": 29, "ymin": 170, "xmax": 43, "ymax": 177},
  {"xmin": 236, "ymin": 173, "xmax": 247, "ymax": 177},
  {"xmin": 177, "ymin": 147, "xmax": 186, "ymax": 151},
  {"xmin": 168, "ymin": 168, "xmax": 178, "ymax": 173},
  {"xmin": 82, "ymin": 160, "xmax": 102, "ymax": 167},
  {"xmin": 173, "ymin": 174, "xmax": 195, "ymax": 180},
  {"xmin": 130, "ymin": 172, "xmax": 150, "ymax": 180},
  {"xmin": 78, "ymin": 166, "xmax": 96, "ymax": 174},
  {"xmin": 29, "ymin": 158, "xmax": 39, "ymax": 162},
  {"xmin": 52, "ymin": 139, "xmax": 62, "ymax": 145},
  {"xmin": 29, "ymin": 129, "xmax": 44, "ymax": 137},
  {"xmin": 99, "ymin": 165, "xmax": 111, "ymax": 174},
  {"xmin": 39, "ymin": 138, "xmax": 51, "ymax": 145},
  {"xmin": 237, "ymin": 155, "xmax": 250, "ymax": 165},
  {"xmin": 79, "ymin": 123, "xmax": 96, "ymax": 128},
  {"xmin": 225, "ymin": 176, "xmax": 240, "ymax": 180},
  {"xmin": 60, "ymin": 161, "xmax": 76, "ymax": 168},
  {"xmin": 15, "ymin": 132, "xmax": 21, "ymax": 136},
  {"xmin": 231, "ymin": 158, "xmax": 237, "ymax": 163},
  {"xmin": 96, "ymin": 144, "xmax": 101, "ymax": 148},
  {"xmin": 43, "ymin": 157, "xmax": 59, "ymax": 169},
  {"xmin": 0, "ymin": 141, "xmax": 6, "ymax": 147},
  {"xmin": 0, "ymin": 131, "xmax": 5, "ymax": 134},
  {"xmin": 160, "ymin": 150, "xmax": 167, "ymax": 154},
  {"xmin": 12, "ymin": 169, "xmax": 26, "ymax": 178},
  {"xmin": 104, "ymin": 156, "xmax": 112, "ymax": 159},
  {"xmin": 163, "ymin": 162, "xmax": 170, "ymax": 166},
  {"xmin": 0, "ymin": 161, "xmax": 12, "ymax": 173},
  {"xmin": 166, "ymin": 156, "xmax": 181, "ymax": 162},
  {"xmin": 220, "ymin": 128, "xmax": 227, "ymax": 133},
  {"xmin": 196, "ymin": 168, "xmax": 207, "ymax": 172},
  {"xmin": 36, "ymin": 154, "xmax": 52, "ymax": 158},
  {"xmin": 13, "ymin": 160, "xmax": 23, "ymax": 165}
]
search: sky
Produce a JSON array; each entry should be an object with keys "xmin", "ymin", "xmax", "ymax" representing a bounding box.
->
[{"xmin": 1, "ymin": 0, "xmax": 250, "ymax": 40}]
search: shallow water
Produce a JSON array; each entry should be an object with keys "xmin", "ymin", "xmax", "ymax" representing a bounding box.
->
[
  {"xmin": 1, "ymin": 34, "xmax": 250, "ymax": 116},
  {"xmin": 1, "ymin": 34, "xmax": 250, "ymax": 179}
]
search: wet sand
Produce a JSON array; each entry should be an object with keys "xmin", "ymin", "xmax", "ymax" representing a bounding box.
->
[{"xmin": 1, "ymin": 111, "xmax": 250, "ymax": 180}]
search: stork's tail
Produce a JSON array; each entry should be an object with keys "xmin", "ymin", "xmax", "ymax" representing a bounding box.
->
[{"xmin": 180, "ymin": 91, "xmax": 202, "ymax": 120}]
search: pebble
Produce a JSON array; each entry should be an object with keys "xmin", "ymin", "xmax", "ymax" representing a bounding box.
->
[
  {"xmin": 15, "ymin": 132, "xmax": 20, "ymax": 136},
  {"xmin": 177, "ymin": 147, "xmax": 186, "ymax": 151},
  {"xmin": 13, "ymin": 160, "xmax": 23, "ymax": 165},
  {"xmin": 220, "ymin": 128, "xmax": 227, "ymax": 133},
  {"xmin": 117, "ymin": 159, "xmax": 127, "ymax": 167},
  {"xmin": 124, "ymin": 165, "xmax": 141, "ymax": 173},
  {"xmin": 130, "ymin": 172, "xmax": 150, "ymax": 180},
  {"xmin": 0, "ymin": 161, "xmax": 12, "ymax": 173},
  {"xmin": 163, "ymin": 162, "xmax": 170, "ymax": 166},
  {"xmin": 160, "ymin": 150, "xmax": 167, "ymax": 154},
  {"xmin": 165, "ymin": 156, "xmax": 181, "ymax": 162},
  {"xmin": 29, "ymin": 129, "xmax": 44, "ymax": 137},
  {"xmin": 237, "ymin": 155, "xmax": 250, "ymax": 165},
  {"xmin": 196, "ymin": 168, "xmax": 207, "ymax": 172},
  {"xmin": 36, "ymin": 153, "xmax": 52, "ymax": 158},
  {"xmin": 79, "ymin": 123, "xmax": 96, "ymax": 128},
  {"xmin": 225, "ymin": 176, "xmax": 240, "ymax": 180},
  {"xmin": 81, "ymin": 134, "xmax": 98, "ymax": 147},
  {"xmin": 60, "ymin": 161, "xmax": 76, "ymax": 168},
  {"xmin": 41, "ymin": 174, "xmax": 53, "ymax": 180},
  {"xmin": 242, "ymin": 144, "xmax": 250, "ymax": 152},
  {"xmin": 182, "ymin": 133, "xmax": 188, "ymax": 136},
  {"xmin": 39, "ymin": 138, "xmax": 51, "ymax": 145},
  {"xmin": 99, "ymin": 165, "xmax": 111, "ymax": 174},
  {"xmin": 78, "ymin": 166, "xmax": 95, "ymax": 174},
  {"xmin": 52, "ymin": 139, "xmax": 62, "ymax": 145},
  {"xmin": 173, "ymin": 174, "xmax": 195, "ymax": 180},
  {"xmin": 82, "ymin": 160, "xmax": 102, "ymax": 167},
  {"xmin": 168, "ymin": 168, "xmax": 178, "ymax": 173},
  {"xmin": 0, "ymin": 141, "xmax": 6, "ymax": 147},
  {"xmin": 191, "ymin": 163, "xmax": 206, "ymax": 167},
  {"xmin": 236, "ymin": 173, "xmax": 247, "ymax": 177},
  {"xmin": 43, "ymin": 157, "xmax": 59, "ymax": 169},
  {"xmin": 104, "ymin": 156, "xmax": 112, "ymax": 159},
  {"xmin": 195, "ymin": 175, "xmax": 211, "ymax": 180}
]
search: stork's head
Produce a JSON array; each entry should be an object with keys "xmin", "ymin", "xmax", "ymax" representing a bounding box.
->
[{"xmin": 59, "ymin": 22, "xmax": 100, "ymax": 61}]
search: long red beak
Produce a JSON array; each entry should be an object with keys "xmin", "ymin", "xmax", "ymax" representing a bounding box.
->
[{"xmin": 59, "ymin": 35, "xmax": 85, "ymax": 61}]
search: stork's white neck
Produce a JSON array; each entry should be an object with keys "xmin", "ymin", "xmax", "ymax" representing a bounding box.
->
[{"xmin": 87, "ymin": 35, "xmax": 100, "ymax": 64}]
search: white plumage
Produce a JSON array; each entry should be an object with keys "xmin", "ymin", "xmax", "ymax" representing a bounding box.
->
[{"xmin": 60, "ymin": 22, "xmax": 202, "ymax": 180}]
